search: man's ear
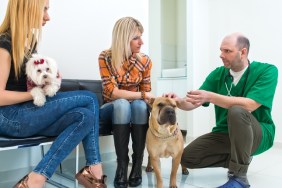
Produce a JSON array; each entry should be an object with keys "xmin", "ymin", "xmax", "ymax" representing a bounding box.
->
[{"xmin": 241, "ymin": 47, "xmax": 248, "ymax": 57}]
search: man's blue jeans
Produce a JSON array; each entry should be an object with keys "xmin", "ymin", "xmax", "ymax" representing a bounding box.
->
[{"xmin": 0, "ymin": 90, "xmax": 101, "ymax": 179}]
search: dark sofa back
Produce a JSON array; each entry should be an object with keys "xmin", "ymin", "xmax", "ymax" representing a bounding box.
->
[
  {"xmin": 60, "ymin": 79, "xmax": 112, "ymax": 136},
  {"xmin": 60, "ymin": 79, "xmax": 104, "ymax": 106}
]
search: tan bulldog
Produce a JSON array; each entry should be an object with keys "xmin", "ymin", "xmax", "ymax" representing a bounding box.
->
[{"xmin": 145, "ymin": 97, "xmax": 186, "ymax": 188}]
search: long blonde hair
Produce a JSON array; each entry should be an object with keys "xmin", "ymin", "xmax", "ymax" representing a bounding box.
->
[
  {"xmin": 0, "ymin": 0, "xmax": 46, "ymax": 78},
  {"xmin": 111, "ymin": 17, "xmax": 144, "ymax": 69}
]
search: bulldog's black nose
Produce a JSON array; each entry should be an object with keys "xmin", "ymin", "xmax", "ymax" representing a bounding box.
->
[
  {"xmin": 166, "ymin": 108, "xmax": 175, "ymax": 116},
  {"xmin": 167, "ymin": 109, "xmax": 176, "ymax": 124},
  {"xmin": 159, "ymin": 107, "xmax": 176, "ymax": 125}
]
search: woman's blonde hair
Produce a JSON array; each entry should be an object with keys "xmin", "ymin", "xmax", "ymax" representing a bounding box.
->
[
  {"xmin": 111, "ymin": 17, "xmax": 144, "ymax": 69},
  {"xmin": 0, "ymin": 0, "xmax": 46, "ymax": 78}
]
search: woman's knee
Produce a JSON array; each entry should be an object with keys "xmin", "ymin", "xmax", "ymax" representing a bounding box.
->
[
  {"xmin": 131, "ymin": 100, "xmax": 147, "ymax": 113},
  {"xmin": 59, "ymin": 90, "xmax": 99, "ymax": 110},
  {"xmin": 79, "ymin": 90, "xmax": 99, "ymax": 104},
  {"xmin": 112, "ymin": 99, "xmax": 130, "ymax": 112},
  {"xmin": 112, "ymin": 99, "xmax": 131, "ymax": 124},
  {"xmin": 61, "ymin": 108, "xmax": 96, "ymax": 133},
  {"xmin": 131, "ymin": 100, "xmax": 149, "ymax": 124},
  {"xmin": 76, "ymin": 108, "xmax": 95, "ymax": 124}
]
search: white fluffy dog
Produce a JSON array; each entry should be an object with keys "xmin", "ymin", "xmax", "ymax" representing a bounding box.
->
[{"xmin": 26, "ymin": 54, "xmax": 61, "ymax": 106}]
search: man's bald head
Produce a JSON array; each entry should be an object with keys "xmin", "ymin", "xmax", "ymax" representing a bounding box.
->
[{"xmin": 223, "ymin": 32, "xmax": 250, "ymax": 55}]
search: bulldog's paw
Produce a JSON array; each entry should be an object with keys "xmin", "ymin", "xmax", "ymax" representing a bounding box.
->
[
  {"xmin": 182, "ymin": 167, "xmax": 189, "ymax": 175},
  {"xmin": 145, "ymin": 166, "xmax": 154, "ymax": 172}
]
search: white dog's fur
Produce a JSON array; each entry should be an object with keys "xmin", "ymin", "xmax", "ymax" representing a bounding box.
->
[{"xmin": 26, "ymin": 54, "xmax": 61, "ymax": 106}]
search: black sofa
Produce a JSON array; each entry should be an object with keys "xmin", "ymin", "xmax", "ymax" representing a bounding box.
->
[{"xmin": 0, "ymin": 79, "xmax": 112, "ymax": 148}]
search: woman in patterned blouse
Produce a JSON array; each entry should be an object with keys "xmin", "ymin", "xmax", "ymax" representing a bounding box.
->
[{"xmin": 99, "ymin": 17, "xmax": 154, "ymax": 188}]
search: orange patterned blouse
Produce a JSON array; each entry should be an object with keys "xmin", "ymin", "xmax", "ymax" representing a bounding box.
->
[{"xmin": 99, "ymin": 50, "xmax": 152, "ymax": 103}]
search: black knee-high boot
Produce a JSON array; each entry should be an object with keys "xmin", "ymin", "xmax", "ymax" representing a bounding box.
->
[
  {"xmin": 113, "ymin": 124, "xmax": 131, "ymax": 188},
  {"xmin": 128, "ymin": 124, "xmax": 148, "ymax": 187}
]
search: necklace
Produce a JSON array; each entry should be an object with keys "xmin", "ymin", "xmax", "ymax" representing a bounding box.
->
[
  {"xmin": 224, "ymin": 61, "xmax": 250, "ymax": 97},
  {"xmin": 225, "ymin": 81, "xmax": 233, "ymax": 96}
]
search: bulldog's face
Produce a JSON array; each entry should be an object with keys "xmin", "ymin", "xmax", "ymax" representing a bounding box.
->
[{"xmin": 150, "ymin": 97, "xmax": 176, "ymax": 126}]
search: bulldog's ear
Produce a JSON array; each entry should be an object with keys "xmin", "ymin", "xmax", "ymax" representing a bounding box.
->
[
  {"xmin": 147, "ymin": 98, "xmax": 155, "ymax": 112},
  {"xmin": 148, "ymin": 98, "xmax": 155, "ymax": 107}
]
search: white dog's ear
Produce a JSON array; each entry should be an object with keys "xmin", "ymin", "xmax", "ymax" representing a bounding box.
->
[
  {"xmin": 31, "ymin": 53, "xmax": 40, "ymax": 58},
  {"xmin": 45, "ymin": 57, "xmax": 58, "ymax": 75},
  {"xmin": 25, "ymin": 53, "xmax": 43, "ymax": 74},
  {"xmin": 25, "ymin": 56, "xmax": 36, "ymax": 77}
]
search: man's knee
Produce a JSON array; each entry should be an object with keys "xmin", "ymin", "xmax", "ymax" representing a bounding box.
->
[
  {"xmin": 228, "ymin": 105, "xmax": 250, "ymax": 131},
  {"xmin": 228, "ymin": 105, "xmax": 247, "ymax": 119}
]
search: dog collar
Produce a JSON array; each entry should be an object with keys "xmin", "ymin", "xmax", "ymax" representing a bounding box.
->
[{"xmin": 149, "ymin": 126, "xmax": 179, "ymax": 140}]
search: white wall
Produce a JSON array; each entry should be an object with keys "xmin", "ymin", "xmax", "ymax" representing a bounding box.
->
[
  {"xmin": 0, "ymin": 0, "xmax": 149, "ymax": 80},
  {"xmin": 41, "ymin": 0, "xmax": 149, "ymax": 80},
  {"xmin": 186, "ymin": 0, "xmax": 214, "ymax": 137}
]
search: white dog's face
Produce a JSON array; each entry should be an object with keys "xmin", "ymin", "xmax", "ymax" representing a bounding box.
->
[{"xmin": 26, "ymin": 54, "xmax": 58, "ymax": 86}]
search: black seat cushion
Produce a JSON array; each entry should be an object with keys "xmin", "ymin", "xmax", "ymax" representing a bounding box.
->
[{"xmin": 0, "ymin": 136, "xmax": 56, "ymax": 148}]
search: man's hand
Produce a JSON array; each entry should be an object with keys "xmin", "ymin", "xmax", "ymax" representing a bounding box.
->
[{"xmin": 186, "ymin": 90, "xmax": 210, "ymax": 107}]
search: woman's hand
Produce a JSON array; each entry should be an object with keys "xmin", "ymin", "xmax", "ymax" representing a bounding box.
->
[
  {"xmin": 162, "ymin": 92, "xmax": 182, "ymax": 103},
  {"xmin": 144, "ymin": 92, "xmax": 155, "ymax": 103}
]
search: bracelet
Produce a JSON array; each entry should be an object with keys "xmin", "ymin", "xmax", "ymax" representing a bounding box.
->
[{"xmin": 141, "ymin": 91, "xmax": 146, "ymax": 100}]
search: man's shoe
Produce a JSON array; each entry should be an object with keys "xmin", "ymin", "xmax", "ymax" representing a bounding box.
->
[{"xmin": 217, "ymin": 176, "xmax": 250, "ymax": 188}]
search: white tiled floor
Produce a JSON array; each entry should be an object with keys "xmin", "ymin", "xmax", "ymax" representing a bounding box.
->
[
  {"xmin": 1, "ymin": 143, "xmax": 282, "ymax": 188},
  {"xmin": 51, "ymin": 142, "xmax": 282, "ymax": 188}
]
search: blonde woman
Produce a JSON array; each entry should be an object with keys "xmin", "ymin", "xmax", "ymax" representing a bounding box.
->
[
  {"xmin": 99, "ymin": 17, "xmax": 154, "ymax": 188},
  {"xmin": 0, "ymin": 0, "xmax": 106, "ymax": 187}
]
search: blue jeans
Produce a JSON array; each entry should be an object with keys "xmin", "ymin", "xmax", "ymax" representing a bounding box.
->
[
  {"xmin": 100, "ymin": 99, "xmax": 148, "ymax": 125},
  {"xmin": 0, "ymin": 90, "xmax": 101, "ymax": 179}
]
